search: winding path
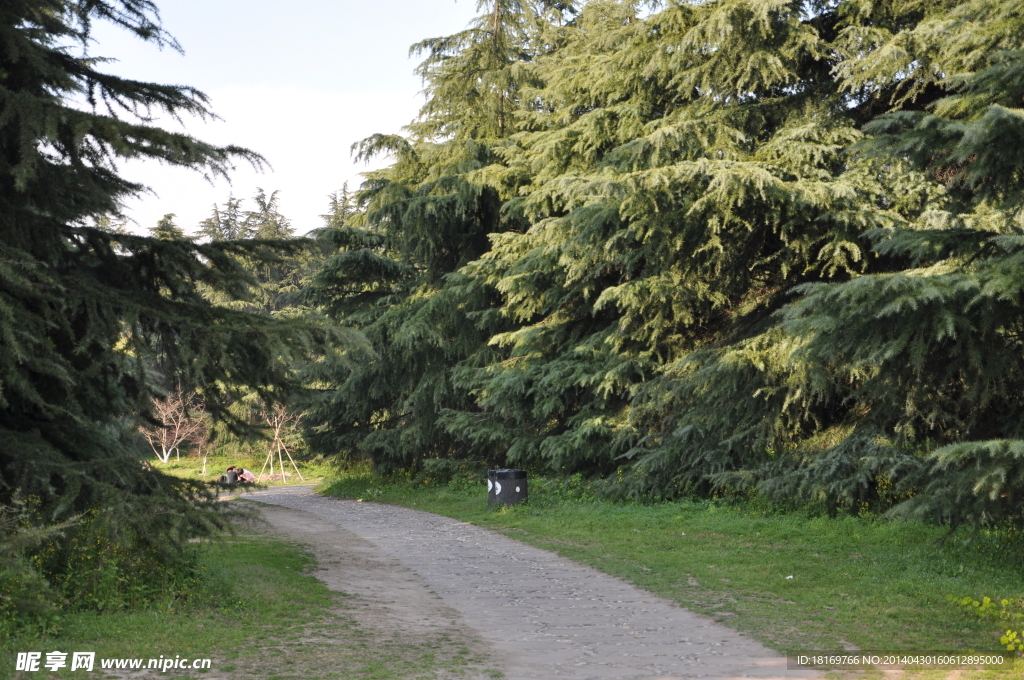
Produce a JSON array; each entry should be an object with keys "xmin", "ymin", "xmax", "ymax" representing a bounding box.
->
[{"xmin": 248, "ymin": 485, "xmax": 820, "ymax": 680}]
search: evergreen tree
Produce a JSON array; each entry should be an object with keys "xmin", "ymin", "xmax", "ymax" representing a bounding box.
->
[
  {"xmin": 0, "ymin": 0, "xmax": 316, "ymax": 616},
  {"xmin": 538, "ymin": 0, "xmax": 1024, "ymax": 528},
  {"xmin": 193, "ymin": 188, "xmax": 337, "ymax": 462},
  {"xmin": 301, "ymin": 0, "xmax": 562, "ymax": 471},
  {"xmin": 92, "ymin": 213, "xmax": 131, "ymax": 234},
  {"xmin": 197, "ymin": 195, "xmax": 250, "ymax": 241},
  {"xmin": 306, "ymin": 0, "xmax": 1023, "ymax": 531},
  {"xmin": 246, "ymin": 188, "xmax": 294, "ymax": 239},
  {"xmin": 198, "ymin": 189, "xmax": 304, "ymax": 314},
  {"xmin": 150, "ymin": 212, "xmax": 186, "ymax": 239},
  {"xmin": 731, "ymin": 0, "xmax": 1024, "ymax": 527},
  {"xmin": 444, "ymin": 0, "xmax": 890, "ymax": 479}
]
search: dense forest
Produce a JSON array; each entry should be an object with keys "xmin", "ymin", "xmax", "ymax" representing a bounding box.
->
[
  {"xmin": 304, "ymin": 0, "xmax": 1024, "ymax": 529},
  {"xmin": 2, "ymin": 0, "xmax": 1023, "ymax": 630}
]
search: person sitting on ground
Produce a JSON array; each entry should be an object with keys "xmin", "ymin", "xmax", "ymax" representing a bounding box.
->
[
  {"xmin": 236, "ymin": 467, "xmax": 256, "ymax": 483},
  {"xmin": 219, "ymin": 466, "xmax": 239, "ymax": 484}
]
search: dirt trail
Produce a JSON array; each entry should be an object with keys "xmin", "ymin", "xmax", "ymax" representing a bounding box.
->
[
  {"xmin": 250, "ymin": 486, "xmax": 822, "ymax": 680},
  {"xmin": 258, "ymin": 504, "xmax": 501, "ymax": 678}
]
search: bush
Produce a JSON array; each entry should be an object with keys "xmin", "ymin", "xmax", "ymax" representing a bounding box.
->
[
  {"xmin": 414, "ymin": 459, "xmax": 488, "ymax": 489},
  {"xmin": 31, "ymin": 509, "xmax": 208, "ymax": 613},
  {"xmin": 0, "ymin": 498, "xmax": 71, "ymax": 636},
  {"xmin": 1, "ymin": 492, "xmax": 226, "ymax": 637}
]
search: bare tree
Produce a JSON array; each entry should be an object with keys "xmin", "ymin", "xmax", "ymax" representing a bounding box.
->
[{"xmin": 140, "ymin": 391, "xmax": 208, "ymax": 463}]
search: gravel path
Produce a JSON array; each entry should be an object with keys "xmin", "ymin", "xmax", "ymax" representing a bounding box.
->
[{"xmin": 248, "ymin": 485, "xmax": 821, "ymax": 680}]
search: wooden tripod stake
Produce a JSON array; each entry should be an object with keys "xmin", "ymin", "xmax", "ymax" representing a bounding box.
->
[
  {"xmin": 256, "ymin": 428, "xmax": 304, "ymax": 483},
  {"xmin": 255, "ymin": 405, "xmax": 304, "ymax": 484}
]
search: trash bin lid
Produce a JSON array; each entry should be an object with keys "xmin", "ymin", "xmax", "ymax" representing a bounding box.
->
[{"xmin": 490, "ymin": 469, "xmax": 527, "ymax": 480}]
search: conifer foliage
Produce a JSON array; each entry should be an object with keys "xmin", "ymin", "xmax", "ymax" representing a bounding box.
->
[
  {"xmin": 751, "ymin": 0, "xmax": 1024, "ymax": 527},
  {"xmin": 308, "ymin": 0, "xmax": 1024, "ymax": 530},
  {"xmin": 301, "ymin": 0, "xmax": 561, "ymax": 471},
  {"xmin": 0, "ymin": 0, "xmax": 313, "ymax": 618},
  {"xmin": 198, "ymin": 189, "xmax": 303, "ymax": 315}
]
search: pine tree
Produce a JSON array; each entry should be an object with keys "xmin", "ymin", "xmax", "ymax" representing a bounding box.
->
[
  {"xmin": 306, "ymin": 0, "xmax": 1023, "ymax": 531},
  {"xmin": 192, "ymin": 188, "xmax": 337, "ymax": 463},
  {"xmin": 301, "ymin": 0, "xmax": 560, "ymax": 471},
  {"xmin": 92, "ymin": 213, "xmax": 131, "ymax": 234},
  {"xmin": 198, "ymin": 189, "xmax": 305, "ymax": 314},
  {"xmin": 197, "ymin": 195, "xmax": 251, "ymax": 241},
  {"xmin": 555, "ymin": 0, "xmax": 1024, "ymax": 528},
  {"xmin": 246, "ymin": 188, "xmax": 294, "ymax": 239},
  {"xmin": 733, "ymin": 0, "xmax": 1024, "ymax": 527},
  {"xmin": 150, "ymin": 212, "xmax": 186, "ymax": 239},
  {"xmin": 0, "ymin": 0, "xmax": 317, "ymax": 615},
  {"xmin": 443, "ymin": 0, "xmax": 890, "ymax": 479}
]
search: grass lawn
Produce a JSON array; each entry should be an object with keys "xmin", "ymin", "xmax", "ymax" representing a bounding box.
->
[
  {"xmin": 2, "ymin": 524, "xmax": 493, "ymax": 680},
  {"xmin": 153, "ymin": 447, "xmax": 333, "ymax": 488},
  {"xmin": 321, "ymin": 468, "xmax": 1024, "ymax": 677}
]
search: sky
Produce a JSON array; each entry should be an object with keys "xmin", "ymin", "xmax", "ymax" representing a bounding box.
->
[{"xmin": 91, "ymin": 0, "xmax": 481, "ymax": 235}]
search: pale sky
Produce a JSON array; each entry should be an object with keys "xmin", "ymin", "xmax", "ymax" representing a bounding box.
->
[{"xmin": 92, "ymin": 0, "xmax": 480, "ymax": 235}]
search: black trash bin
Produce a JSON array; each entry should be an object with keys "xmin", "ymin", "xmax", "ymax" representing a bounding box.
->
[{"xmin": 487, "ymin": 469, "xmax": 527, "ymax": 506}]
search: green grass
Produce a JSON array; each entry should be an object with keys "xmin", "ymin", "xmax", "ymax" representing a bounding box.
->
[
  {"xmin": 154, "ymin": 447, "xmax": 333, "ymax": 488},
  {"xmin": 321, "ymin": 467, "xmax": 1024, "ymax": 675},
  {"xmin": 2, "ymin": 525, "xmax": 494, "ymax": 680}
]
